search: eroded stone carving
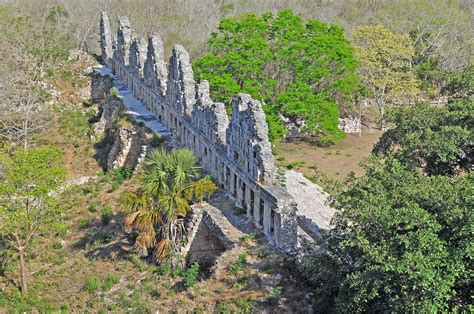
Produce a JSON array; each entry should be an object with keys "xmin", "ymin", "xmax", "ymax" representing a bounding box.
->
[
  {"xmin": 100, "ymin": 11, "xmax": 113, "ymax": 67},
  {"xmin": 192, "ymin": 81, "xmax": 229, "ymax": 147},
  {"xmin": 227, "ymin": 94, "xmax": 275, "ymax": 184},
  {"xmin": 143, "ymin": 34, "xmax": 167, "ymax": 95},
  {"xmin": 113, "ymin": 16, "xmax": 132, "ymax": 66},
  {"xmin": 129, "ymin": 35, "xmax": 147, "ymax": 79},
  {"xmin": 167, "ymin": 45, "xmax": 195, "ymax": 118}
]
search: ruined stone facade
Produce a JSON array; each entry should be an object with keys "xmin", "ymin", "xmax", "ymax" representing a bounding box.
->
[
  {"xmin": 338, "ymin": 116, "xmax": 362, "ymax": 133},
  {"xmin": 100, "ymin": 12, "xmax": 302, "ymax": 252}
]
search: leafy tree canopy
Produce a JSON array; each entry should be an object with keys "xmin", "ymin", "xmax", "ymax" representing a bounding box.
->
[
  {"xmin": 193, "ymin": 9, "xmax": 361, "ymax": 143},
  {"xmin": 319, "ymin": 157, "xmax": 472, "ymax": 312},
  {"xmin": 374, "ymin": 98, "xmax": 473, "ymax": 176},
  {"xmin": 352, "ymin": 24, "xmax": 419, "ymax": 127},
  {"xmin": 310, "ymin": 99, "xmax": 473, "ymax": 311}
]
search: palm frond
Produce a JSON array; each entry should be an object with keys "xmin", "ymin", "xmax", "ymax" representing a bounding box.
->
[
  {"xmin": 124, "ymin": 211, "xmax": 140, "ymax": 233},
  {"xmin": 119, "ymin": 190, "xmax": 151, "ymax": 214},
  {"xmin": 153, "ymin": 238, "xmax": 170, "ymax": 263},
  {"xmin": 136, "ymin": 210, "xmax": 162, "ymax": 230},
  {"xmin": 135, "ymin": 231, "xmax": 156, "ymax": 257}
]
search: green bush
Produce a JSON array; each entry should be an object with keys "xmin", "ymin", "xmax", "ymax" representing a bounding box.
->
[
  {"xmin": 108, "ymin": 165, "xmax": 133, "ymax": 190},
  {"xmin": 185, "ymin": 262, "xmax": 200, "ymax": 288},
  {"xmin": 228, "ymin": 253, "xmax": 247, "ymax": 275},
  {"xmin": 78, "ymin": 218, "xmax": 90, "ymax": 229},
  {"xmin": 110, "ymin": 87, "xmax": 119, "ymax": 98}
]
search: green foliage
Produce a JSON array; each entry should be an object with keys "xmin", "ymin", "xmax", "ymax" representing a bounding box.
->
[
  {"xmin": 285, "ymin": 160, "xmax": 305, "ymax": 170},
  {"xmin": 270, "ymin": 286, "xmax": 283, "ymax": 301},
  {"xmin": 60, "ymin": 108, "xmax": 94, "ymax": 144},
  {"xmin": 184, "ymin": 262, "xmax": 200, "ymax": 288},
  {"xmin": 441, "ymin": 64, "xmax": 474, "ymax": 97},
  {"xmin": 0, "ymin": 146, "xmax": 66, "ymax": 294},
  {"xmin": 194, "ymin": 9, "xmax": 359, "ymax": 142},
  {"xmin": 325, "ymin": 158, "xmax": 471, "ymax": 311},
  {"xmin": 352, "ymin": 25, "xmax": 419, "ymax": 126},
  {"xmin": 100, "ymin": 205, "xmax": 113, "ymax": 225},
  {"xmin": 374, "ymin": 99, "xmax": 473, "ymax": 176},
  {"xmin": 110, "ymin": 87, "xmax": 120, "ymax": 98},
  {"xmin": 0, "ymin": 289, "xmax": 58, "ymax": 313},
  {"xmin": 107, "ymin": 165, "xmax": 133, "ymax": 190},
  {"xmin": 309, "ymin": 94, "xmax": 473, "ymax": 311},
  {"xmin": 120, "ymin": 149, "xmax": 217, "ymax": 262},
  {"xmin": 228, "ymin": 253, "xmax": 247, "ymax": 275},
  {"xmin": 84, "ymin": 276, "xmax": 100, "ymax": 293}
]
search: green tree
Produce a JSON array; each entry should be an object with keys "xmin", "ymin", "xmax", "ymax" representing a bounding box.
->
[
  {"xmin": 374, "ymin": 98, "xmax": 473, "ymax": 176},
  {"xmin": 0, "ymin": 146, "xmax": 66, "ymax": 294},
  {"xmin": 352, "ymin": 25, "xmax": 419, "ymax": 128},
  {"xmin": 311, "ymin": 158, "xmax": 472, "ymax": 312},
  {"xmin": 194, "ymin": 9, "xmax": 360, "ymax": 143},
  {"xmin": 310, "ymin": 99, "xmax": 473, "ymax": 311},
  {"xmin": 120, "ymin": 149, "xmax": 216, "ymax": 264}
]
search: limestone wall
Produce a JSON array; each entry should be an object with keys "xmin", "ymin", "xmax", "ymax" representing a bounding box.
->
[
  {"xmin": 338, "ymin": 116, "xmax": 361, "ymax": 133},
  {"xmin": 100, "ymin": 12, "xmax": 298, "ymax": 252}
]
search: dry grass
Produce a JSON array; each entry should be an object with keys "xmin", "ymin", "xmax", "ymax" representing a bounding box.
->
[
  {"xmin": 275, "ymin": 129, "xmax": 383, "ymax": 181},
  {"xmin": 1, "ymin": 177, "xmax": 315, "ymax": 312}
]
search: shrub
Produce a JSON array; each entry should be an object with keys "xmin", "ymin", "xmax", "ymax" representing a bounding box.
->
[
  {"xmin": 185, "ymin": 262, "xmax": 200, "ymax": 288},
  {"xmin": 109, "ymin": 87, "xmax": 119, "ymax": 98},
  {"xmin": 228, "ymin": 253, "xmax": 247, "ymax": 275},
  {"xmin": 285, "ymin": 160, "xmax": 305, "ymax": 170},
  {"xmin": 108, "ymin": 166, "xmax": 133, "ymax": 190},
  {"xmin": 270, "ymin": 286, "xmax": 283, "ymax": 302},
  {"xmin": 100, "ymin": 206, "xmax": 113, "ymax": 225},
  {"xmin": 84, "ymin": 276, "xmax": 100, "ymax": 293}
]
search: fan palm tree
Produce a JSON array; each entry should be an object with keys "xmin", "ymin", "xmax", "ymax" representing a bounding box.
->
[{"xmin": 120, "ymin": 148, "xmax": 216, "ymax": 262}]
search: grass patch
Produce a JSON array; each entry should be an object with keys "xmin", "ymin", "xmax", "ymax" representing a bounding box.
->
[
  {"xmin": 100, "ymin": 205, "xmax": 113, "ymax": 225},
  {"xmin": 228, "ymin": 253, "xmax": 247, "ymax": 276},
  {"xmin": 102, "ymin": 274, "xmax": 120, "ymax": 292},
  {"xmin": 84, "ymin": 276, "xmax": 100, "ymax": 293}
]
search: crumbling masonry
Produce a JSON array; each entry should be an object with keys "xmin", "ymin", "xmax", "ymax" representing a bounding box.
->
[{"xmin": 100, "ymin": 12, "xmax": 309, "ymax": 252}]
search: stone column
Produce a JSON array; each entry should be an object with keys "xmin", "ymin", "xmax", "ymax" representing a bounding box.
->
[
  {"xmin": 263, "ymin": 202, "xmax": 271, "ymax": 238},
  {"xmin": 245, "ymin": 186, "xmax": 252, "ymax": 218},
  {"xmin": 229, "ymin": 172, "xmax": 236, "ymax": 198},
  {"xmin": 273, "ymin": 212, "xmax": 281, "ymax": 245},
  {"xmin": 277, "ymin": 202, "xmax": 297, "ymax": 251},
  {"xmin": 253, "ymin": 193, "xmax": 261, "ymax": 228},
  {"xmin": 236, "ymin": 178, "xmax": 243, "ymax": 207}
]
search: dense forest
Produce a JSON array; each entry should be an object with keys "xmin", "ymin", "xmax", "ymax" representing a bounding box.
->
[{"xmin": 0, "ymin": 0, "xmax": 472, "ymax": 312}]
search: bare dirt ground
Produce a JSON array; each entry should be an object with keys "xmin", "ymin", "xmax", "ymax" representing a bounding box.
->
[{"xmin": 275, "ymin": 129, "xmax": 383, "ymax": 181}]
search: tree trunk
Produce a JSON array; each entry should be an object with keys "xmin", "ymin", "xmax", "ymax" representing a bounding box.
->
[
  {"xmin": 18, "ymin": 247, "xmax": 28, "ymax": 294},
  {"xmin": 376, "ymin": 97, "xmax": 386, "ymax": 130}
]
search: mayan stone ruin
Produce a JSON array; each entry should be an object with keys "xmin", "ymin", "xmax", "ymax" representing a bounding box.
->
[{"xmin": 99, "ymin": 12, "xmax": 334, "ymax": 254}]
